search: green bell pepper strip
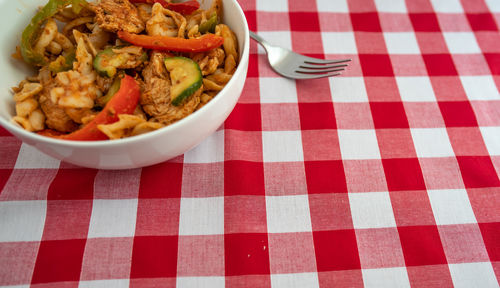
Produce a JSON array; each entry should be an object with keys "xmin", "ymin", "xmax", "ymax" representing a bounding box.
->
[{"xmin": 21, "ymin": 0, "xmax": 86, "ymax": 66}]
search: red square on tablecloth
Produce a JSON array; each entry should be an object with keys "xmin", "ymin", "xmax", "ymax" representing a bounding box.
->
[
  {"xmin": 80, "ymin": 237, "xmax": 133, "ymax": 280},
  {"xmin": 261, "ymin": 103, "xmax": 301, "ymax": 131},
  {"xmin": 0, "ymin": 242, "xmax": 38, "ymax": 286},
  {"xmin": 225, "ymin": 161, "xmax": 265, "ymax": 196},
  {"xmin": 313, "ymin": 229, "xmax": 361, "ymax": 271},
  {"xmin": 289, "ymin": 12, "xmax": 320, "ymax": 32},
  {"xmin": 479, "ymin": 222, "xmax": 500, "ymax": 261},
  {"xmin": 298, "ymin": 102, "xmax": 336, "ymax": 130},
  {"xmin": 139, "ymin": 162, "xmax": 183, "ymax": 198},
  {"xmin": 404, "ymin": 102, "xmax": 446, "ymax": 128},
  {"xmin": 447, "ymin": 127, "xmax": 490, "ymax": 156},
  {"xmin": 301, "ymin": 130, "xmax": 342, "ymax": 161},
  {"xmin": 390, "ymin": 190, "xmax": 436, "ymax": 226},
  {"xmin": 309, "ymin": 193, "xmax": 354, "ymax": 231},
  {"xmin": 264, "ymin": 162, "xmax": 308, "ymax": 196},
  {"xmin": 398, "ymin": 226, "xmax": 447, "ymax": 266},
  {"xmin": 305, "ymin": 160, "xmax": 347, "ymax": 194},
  {"xmin": 224, "ymin": 103, "xmax": 262, "ymax": 131},
  {"xmin": 359, "ymin": 54, "xmax": 394, "ymax": 76},
  {"xmin": 130, "ymin": 236, "xmax": 178, "ymax": 278},
  {"xmin": 356, "ymin": 227, "xmax": 406, "ymax": 269},
  {"xmin": 419, "ymin": 157, "xmax": 465, "ymax": 190},
  {"xmin": 423, "ymin": 54, "xmax": 458, "ymax": 76},
  {"xmin": 0, "ymin": 169, "xmax": 12, "ymax": 196},
  {"xmin": 467, "ymin": 187, "xmax": 500, "ymax": 223},
  {"xmin": 457, "ymin": 156, "xmax": 500, "ymax": 188},
  {"xmin": 410, "ymin": 13, "xmax": 441, "ymax": 32},
  {"xmin": 224, "ymin": 233, "xmax": 270, "ymax": 276},
  {"xmin": 41, "ymin": 200, "xmax": 92, "ymax": 241},
  {"xmin": 0, "ymin": 138, "xmax": 21, "ymax": 169},
  {"xmin": 31, "ymin": 239, "xmax": 86, "ymax": 284},
  {"xmin": 135, "ymin": 199, "xmax": 180, "ymax": 236},
  {"xmin": 177, "ymin": 235, "xmax": 224, "ymax": 276},
  {"xmin": 484, "ymin": 53, "xmax": 500, "ymax": 75},
  {"xmin": 406, "ymin": 265, "xmax": 454, "ymax": 288},
  {"xmin": 383, "ymin": 158, "xmax": 426, "ymax": 191},
  {"xmin": 248, "ymin": 53, "xmax": 259, "ymax": 78},
  {"xmin": 438, "ymin": 224, "xmax": 490, "ymax": 263},
  {"xmin": 343, "ymin": 159, "xmax": 388, "ymax": 193},
  {"xmin": 467, "ymin": 13, "xmax": 498, "ymax": 31},
  {"xmin": 225, "ymin": 195, "xmax": 267, "ymax": 234},
  {"xmin": 350, "ymin": 13, "xmax": 382, "ymax": 32},
  {"xmin": 47, "ymin": 168, "xmax": 97, "ymax": 200},
  {"xmin": 376, "ymin": 129, "xmax": 417, "ymax": 159},
  {"xmin": 439, "ymin": 101, "xmax": 478, "ymax": 127},
  {"xmin": 268, "ymin": 232, "xmax": 317, "ymax": 273},
  {"xmin": 93, "ymin": 169, "xmax": 141, "ymax": 199},
  {"xmin": 370, "ymin": 102, "xmax": 409, "ymax": 129}
]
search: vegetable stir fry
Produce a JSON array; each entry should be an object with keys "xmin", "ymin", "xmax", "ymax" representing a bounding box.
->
[{"xmin": 12, "ymin": 0, "xmax": 238, "ymax": 140}]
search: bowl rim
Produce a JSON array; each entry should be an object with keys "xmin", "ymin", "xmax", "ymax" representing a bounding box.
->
[{"xmin": 0, "ymin": 0, "xmax": 250, "ymax": 148}]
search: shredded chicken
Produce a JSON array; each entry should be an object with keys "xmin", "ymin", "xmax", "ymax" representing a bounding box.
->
[
  {"xmin": 91, "ymin": 0, "xmax": 145, "ymax": 33},
  {"xmin": 146, "ymin": 3, "xmax": 186, "ymax": 37}
]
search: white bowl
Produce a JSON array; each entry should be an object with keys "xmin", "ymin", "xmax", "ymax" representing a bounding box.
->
[{"xmin": 0, "ymin": 0, "xmax": 249, "ymax": 169}]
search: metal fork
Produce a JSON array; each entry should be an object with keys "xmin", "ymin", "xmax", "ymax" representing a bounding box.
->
[{"xmin": 249, "ymin": 31, "xmax": 351, "ymax": 80}]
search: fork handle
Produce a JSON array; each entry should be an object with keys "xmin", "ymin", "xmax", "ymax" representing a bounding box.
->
[{"xmin": 249, "ymin": 31, "xmax": 270, "ymax": 48}]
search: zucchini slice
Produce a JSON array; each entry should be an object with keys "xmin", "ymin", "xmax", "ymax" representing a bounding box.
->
[
  {"xmin": 164, "ymin": 57, "xmax": 202, "ymax": 106},
  {"xmin": 93, "ymin": 47, "xmax": 147, "ymax": 78}
]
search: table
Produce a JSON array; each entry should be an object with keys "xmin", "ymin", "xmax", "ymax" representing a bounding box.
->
[{"xmin": 1, "ymin": 0, "xmax": 500, "ymax": 287}]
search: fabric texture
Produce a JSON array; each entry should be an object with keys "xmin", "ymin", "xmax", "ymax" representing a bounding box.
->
[{"xmin": 1, "ymin": 0, "xmax": 500, "ymax": 287}]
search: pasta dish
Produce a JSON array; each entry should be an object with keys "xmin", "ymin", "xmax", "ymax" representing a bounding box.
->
[{"xmin": 11, "ymin": 0, "xmax": 238, "ymax": 140}]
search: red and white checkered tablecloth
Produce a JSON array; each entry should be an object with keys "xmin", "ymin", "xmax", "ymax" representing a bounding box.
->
[{"xmin": 1, "ymin": 0, "xmax": 500, "ymax": 287}]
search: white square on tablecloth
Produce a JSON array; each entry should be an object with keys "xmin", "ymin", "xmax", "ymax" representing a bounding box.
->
[
  {"xmin": 460, "ymin": 76, "xmax": 500, "ymax": 101},
  {"xmin": 88, "ymin": 199, "xmax": 138, "ymax": 238},
  {"xmin": 383, "ymin": 32, "xmax": 420, "ymax": 55},
  {"xmin": 362, "ymin": 267, "xmax": 411, "ymax": 288},
  {"xmin": 262, "ymin": 131, "xmax": 304, "ymax": 162},
  {"xmin": 427, "ymin": 189, "xmax": 477, "ymax": 225},
  {"xmin": 330, "ymin": 77, "xmax": 369, "ymax": 103},
  {"xmin": 322, "ymin": 32, "xmax": 357, "ymax": 54},
  {"xmin": 430, "ymin": 0, "xmax": 464, "ymax": 12},
  {"xmin": 266, "ymin": 195, "xmax": 312, "ymax": 233},
  {"xmin": 256, "ymin": 32, "xmax": 292, "ymax": 55},
  {"xmin": 443, "ymin": 32, "xmax": 481, "ymax": 54},
  {"xmin": 485, "ymin": 0, "xmax": 500, "ymax": 12},
  {"xmin": 78, "ymin": 279, "xmax": 129, "ymax": 288},
  {"xmin": 176, "ymin": 276, "xmax": 225, "ymax": 288},
  {"xmin": 316, "ymin": 0, "xmax": 348, "ymax": 12},
  {"xmin": 411, "ymin": 128, "xmax": 455, "ymax": 158},
  {"xmin": 184, "ymin": 130, "xmax": 224, "ymax": 163},
  {"xmin": 374, "ymin": 0, "xmax": 407, "ymax": 12},
  {"xmin": 179, "ymin": 197, "xmax": 224, "ymax": 235},
  {"xmin": 256, "ymin": 0, "xmax": 288, "ymax": 12},
  {"xmin": 338, "ymin": 129, "xmax": 381, "ymax": 160},
  {"xmin": 396, "ymin": 76, "xmax": 436, "ymax": 102},
  {"xmin": 480, "ymin": 127, "xmax": 500, "ymax": 156},
  {"xmin": 271, "ymin": 272, "xmax": 320, "ymax": 288},
  {"xmin": 14, "ymin": 143, "xmax": 60, "ymax": 169},
  {"xmin": 449, "ymin": 262, "xmax": 498, "ymax": 288},
  {"xmin": 0, "ymin": 200, "xmax": 46, "ymax": 242},
  {"xmin": 349, "ymin": 192, "xmax": 396, "ymax": 229},
  {"xmin": 259, "ymin": 77, "xmax": 298, "ymax": 103}
]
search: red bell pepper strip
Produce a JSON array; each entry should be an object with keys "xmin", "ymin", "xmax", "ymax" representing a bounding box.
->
[
  {"xmin": 51, "ymin": 75, "xmax": 140, "ymax": 141},
  {"xmin": 117, "ymin": 31, "xmax": 224, "ymax": 53},
  {"xmin": 129, "ymin": 0, "xmax": 200, "ymax": 15}
]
